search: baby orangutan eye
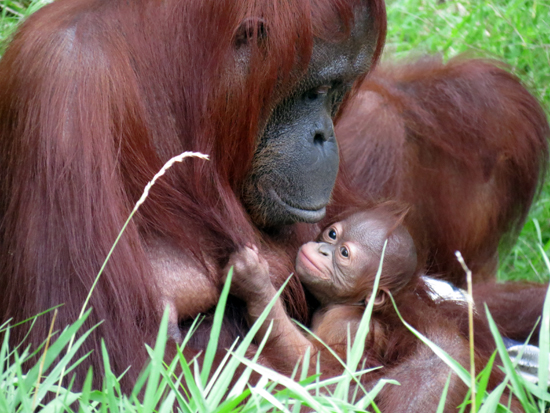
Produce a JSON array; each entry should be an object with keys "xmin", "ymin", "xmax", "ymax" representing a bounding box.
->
[
  {"xmin": 340, "ymin": 246, "xmax": 349, "ymax": 258},
  {"xmin": 328, "ymin": 228, "xmax": 337, "ymax": 240}
]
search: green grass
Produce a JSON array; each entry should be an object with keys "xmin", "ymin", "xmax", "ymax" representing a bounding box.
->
[
  {"xmin": 2, "ymin": 268, "xmax": 549, "ymax": 412},
  {"xmin": 0, "ymin": 0, "xmax": 51, "ymax": 54},
  {"xmin": 1, "ymin": 0, "xmax": 550, "ymax": 411},
  {"xmin": 0, "ymin": 271, "xmax": 406, "ymax": 412}
]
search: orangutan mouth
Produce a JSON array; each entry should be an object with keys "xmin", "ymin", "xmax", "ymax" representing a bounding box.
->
[{"xmin": 268, "ymin": 188, "xmax": 326, "ymax": 223}]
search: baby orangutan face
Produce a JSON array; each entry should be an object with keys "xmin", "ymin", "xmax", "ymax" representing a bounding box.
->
[
  {"xmin": 296, "ymin": 211, "xmax": 390, "ymax": 306},
  {"xmin": 295, "ymin": 208, "xmax": 417, "ymax": 307}
]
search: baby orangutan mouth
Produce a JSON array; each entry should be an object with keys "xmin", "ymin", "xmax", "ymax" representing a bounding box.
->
[{"xmin": 296, "ymin": 246, "xmax": 331, "ymax": 280}]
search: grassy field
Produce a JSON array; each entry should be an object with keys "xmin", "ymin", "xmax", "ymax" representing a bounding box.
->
[{"xmin": 0, "ymin": 0, "xmax": 549, "ymax": 411}]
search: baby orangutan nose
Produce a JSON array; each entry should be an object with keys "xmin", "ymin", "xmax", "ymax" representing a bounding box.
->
[{"xmin": 317, "ymin": 243, "xmax": 332, "ymax": 256}]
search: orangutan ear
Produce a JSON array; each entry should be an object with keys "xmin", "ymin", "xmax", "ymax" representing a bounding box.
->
[
  {"xmin": 234, "ymin": 17, "xmax": 268, "ymax": 48},
  {"xmin": 368, "ymin": 288, "xmax": 390, "ymax": 308}
]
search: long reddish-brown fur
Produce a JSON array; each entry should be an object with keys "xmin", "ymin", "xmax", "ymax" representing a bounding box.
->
[
  {"xmin": 335, "ymin": 57, "xmax": 549, "ymax": 285},
  {"xmin": 0, "ymin": 0, "xmax": 386, "ymax": 391}
]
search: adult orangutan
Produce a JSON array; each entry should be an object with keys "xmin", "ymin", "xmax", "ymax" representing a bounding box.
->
[
  {"xmin": 0, "ymin": 0, "xmax": 547, "ymax": 402},
  {"xmin": 0, "ymin": 0, "xmax": 386, "ymax": 391}
]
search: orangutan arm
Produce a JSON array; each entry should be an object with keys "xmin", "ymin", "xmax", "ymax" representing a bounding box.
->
[{"xmin": 225, "ymin": 246, "xmax": 314, "ymax": 368}]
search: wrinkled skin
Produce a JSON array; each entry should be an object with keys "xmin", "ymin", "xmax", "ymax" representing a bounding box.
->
[
  {"xmin": 241, "ymin": 8, "xmax": 378, "ymax": 227},
  {"xmin": 297, "ymin": 210, "xmax": 417, "ymax": 305}
]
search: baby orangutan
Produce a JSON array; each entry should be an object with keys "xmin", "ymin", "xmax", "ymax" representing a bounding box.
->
[
  {"xmin": 227, "ymin": 204, "xmax": 418, "ymax": 370},
  {"xmin": 227, "ymin": 204, "xmax": 522, "ymax": 412}
]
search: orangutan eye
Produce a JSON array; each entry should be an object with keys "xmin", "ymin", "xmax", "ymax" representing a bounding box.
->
[
  {"xmin": 305, "ymin": 85, "xmax": 331, "ymax": 101},
  {"xmin": 340, "ymin": 246, "xmax": 349, "ymax": 258},
  {"xmin": 328, "ymin": 228, "xmax": 337, "ymax": 240}
]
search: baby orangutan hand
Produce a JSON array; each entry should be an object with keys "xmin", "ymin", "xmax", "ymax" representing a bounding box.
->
[{"xmin": 224, "ymin": 245, "xmax": 274, "ymax": 303}]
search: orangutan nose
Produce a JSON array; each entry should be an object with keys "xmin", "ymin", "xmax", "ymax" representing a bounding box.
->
[{"xmin": 318, "ymin": 243, "xmax": 332, "ymax": 257}]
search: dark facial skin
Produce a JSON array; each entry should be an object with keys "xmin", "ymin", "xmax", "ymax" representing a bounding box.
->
[
  {"xmin": 242, "ymin": 7, "xmax": 378, "ymax": 227},
  {"xmin": 295, "ymin": 211, "xmax": 390, "ymax": 305}
]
